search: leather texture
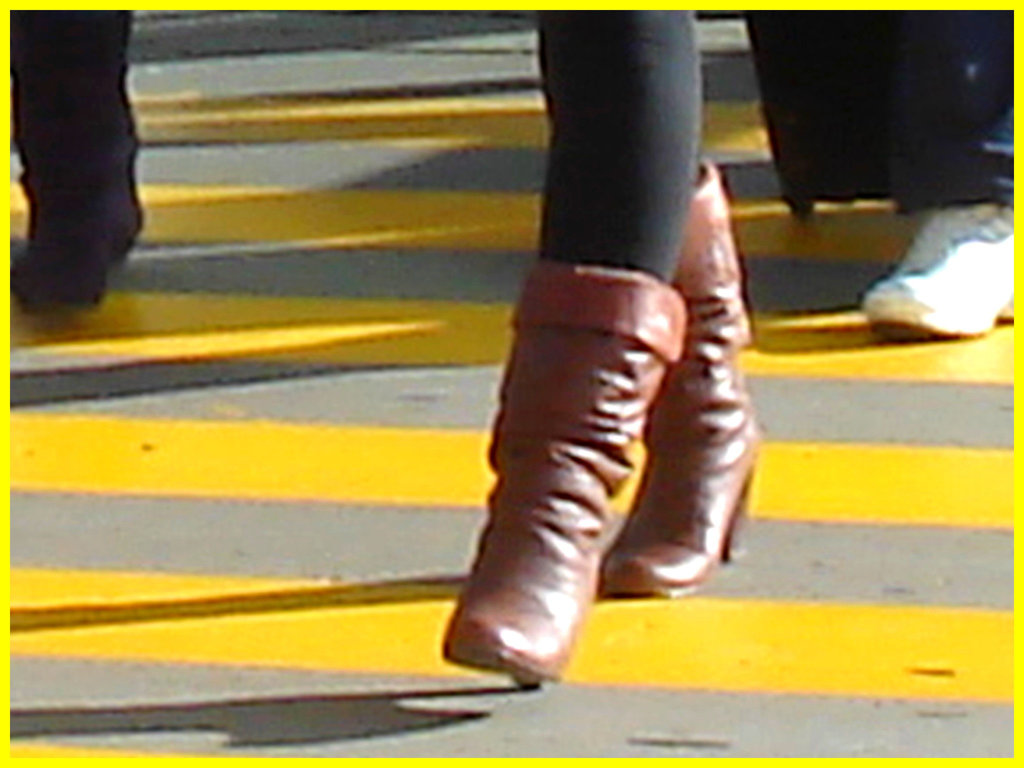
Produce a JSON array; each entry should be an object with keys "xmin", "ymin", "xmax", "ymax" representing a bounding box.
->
[
  {"xmin": 443, "ymin": 260, "xmax": 686, "ymax": 683},
  {"xmin": 601, "ymin": 163, "xmax": 760, "ymax": 597}
]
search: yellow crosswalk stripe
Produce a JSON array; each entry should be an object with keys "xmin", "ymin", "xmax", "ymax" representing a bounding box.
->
[
  {"xmin": 749, "ymin": 313, "xmax": 1011, "ymax": 382},
  {"xmin": 10, "ymin": 294, "xmax": 511, "ymax": 368},
  {"xmin": 11, "ymin": 568, "xmax": 324, "ymax": 613},
  {"xmin": 15, "ymin": 319, "xmax": 441, "ymax": 363},
  {"xmin": 747, "ymin": 312, "xmax": 1013, "ymax": 384},
  {"xmin": 134, "ymin": 93, "xmax": 768, "ymax": 154},
  {"xmin": 12, "ymin": 293, "xmax": 1012, "ymax": 385},
  {"xmin": 11, "ymin": 413, "xmax": 1011, "ymax": 528},
  {"xmin": 10, "ymin": 569, "xmax": 1010, "ymax": 702},
  {"xmin": 10, "ymin": 743, "xmax": 188, "ymax": 758},
  {"xmin": 10, "ymin": 183, "xmax": 915, "ymax": 261},
  {"xmin": 140, "ymin": 92, "xmax": 549, "ymax": 149}
]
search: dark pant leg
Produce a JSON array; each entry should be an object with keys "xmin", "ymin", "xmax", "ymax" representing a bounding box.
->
[
  {"xmin": 890, "ymin": 11, "xmax": 1013, "ymax": 212},
  {"xmin": 746, "ymin": 11, "xmax": 897, "ymax": 211},
  {"xmin": 11, "ymin": 11, "xmax": 141, "ymax": 307},
  {"xmin": 537, "ymin": 11, "xmax": 700, "ymax": 281},
  {"xmin": 12, "ymin": 11, "xmax": 136, "ymax": 199}
]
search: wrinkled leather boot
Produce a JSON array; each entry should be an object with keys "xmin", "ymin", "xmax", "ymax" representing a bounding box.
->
[
  {"xmin": 601, "ymin": 164, "xmax": 759, "ymax": 597},
  {"xmin": 11, "ymin": 12, "xmax": 142, "ymax": 311},
  {"xmin": 443, "ymin": 261, "xmax": 686, "ymax": 684}
]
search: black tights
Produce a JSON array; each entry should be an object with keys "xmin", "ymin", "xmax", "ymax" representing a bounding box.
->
[{"xmin": 538, "ymin": 11, "xmax": 701, "ymax": 282}]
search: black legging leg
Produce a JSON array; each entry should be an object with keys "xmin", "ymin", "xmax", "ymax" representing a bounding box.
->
[{"xmin": 537, "ymin": 11, "xmax": 701, "ymax": 282}]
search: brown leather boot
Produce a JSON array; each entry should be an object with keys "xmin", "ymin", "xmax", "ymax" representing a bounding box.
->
[
  {"xmin": 443, "ymin": 261, "xmax": 685, "ymax": 684},
  {"xmin": 601, "ymin": 163, "xmax": 759, "ymax": 597}
]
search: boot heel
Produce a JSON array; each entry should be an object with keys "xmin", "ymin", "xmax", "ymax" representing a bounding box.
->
[{"xmin": 722, "ymin": 474, "xmax": 753, "ymax": 563}]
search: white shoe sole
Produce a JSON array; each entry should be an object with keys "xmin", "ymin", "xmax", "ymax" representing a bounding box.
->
[{"xmin": 864, "ymin": 293, "xmax": 1011, "ymax": 340}]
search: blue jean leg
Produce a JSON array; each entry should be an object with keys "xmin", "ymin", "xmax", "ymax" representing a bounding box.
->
[{"xmin": 890, "ymin": 11, "xmax": 1013, "ymax": 212}]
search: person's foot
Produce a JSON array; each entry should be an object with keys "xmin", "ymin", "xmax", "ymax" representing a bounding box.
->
[
  {"xmin": 11, "ymin": 192, "xmax": 141, "ymax": 313},
  {"xmin": 862, "ymin": 204, "xmax": 1014, "ymax": 340}
]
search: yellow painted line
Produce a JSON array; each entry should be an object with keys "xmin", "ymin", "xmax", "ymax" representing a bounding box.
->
[
  {"xmin": 704, "ymin": 101, "xmax": 769, "ymax": 154},
  {"xmin": 11, "ymin": 183, "xmax": 541, "ymax": 252},
  {"xmin": 11, "ymin": 414, "xmax": 1012, "ymax": 529},
  {"xmin": 756, "ymin": 442, "xmax": 1010, "ymax": 528},
  {"xmin": 11, "ymin": 184, "xmax": 914, "ymax": 261},
  {"xmin": 11, "ymin": 568, "xmax": 326, "ymax": 613},
  {"xmin": 11, "ymin": 569, "xmax": 455, "ymax": 633},
  {"xmin": 18, "ymin": 320, "xmax": 441, "ymax": 363},
  {"xmin": 734, "ymin": 198, "xmax": 916, "ymax": 262},
  {"xmin": 9, "ymin": 413, "xmax": 491, "ymax": 509},
  {"xmin": 131, "ymin": 88, "xmax": 205, "ymax": 107},
  {"xmin": 134, "ymin": 93, "xmax": 768, "ymax": 154},
  {"xmin": 746, "ymin": 312, "xmax": 1014, "ymax": 385},
  {"xmin": 10, "ymin": 743, "xmax": 185, "ymax": 758},
  {"xmin": 9, "ymin": 569, "xmax": 1011, "ymax": 702},
  {"xmin": 140, "ymin": 92, "xmax": 548, "ymax": 149},
  {"xmin": 11, "ymin": 293, "xmax": 1012, "ymax": 385},
  {"xmin": 11, "ymin": 295, "xmax": 512, "ymax": 368}
]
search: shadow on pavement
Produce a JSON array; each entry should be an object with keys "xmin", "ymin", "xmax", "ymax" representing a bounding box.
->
[{"xmin": 11, "ymin": 683, "xmax": 533, "ymax": 748}]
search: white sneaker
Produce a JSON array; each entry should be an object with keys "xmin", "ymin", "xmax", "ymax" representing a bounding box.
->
[{"xmin": 862, "ymin": 204, "xmax": 1014, "ymax": 339}]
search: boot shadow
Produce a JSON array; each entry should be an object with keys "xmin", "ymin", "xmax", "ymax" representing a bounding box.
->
[{"xmin": 10, "ymin": 683, "xmax": 529, "ymax": 749}]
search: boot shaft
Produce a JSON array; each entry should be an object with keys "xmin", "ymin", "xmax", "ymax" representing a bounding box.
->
[
  {"xmin": 492, "ymin": 261, "xmax": 686, "ymax": 502},
  {"xmin": 674, "ymin": 163, "xmax": 752, "ymax": 355},
  {"xmin": 445, "ymin": 261, "xmax": 686, "ymax": 682}
]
